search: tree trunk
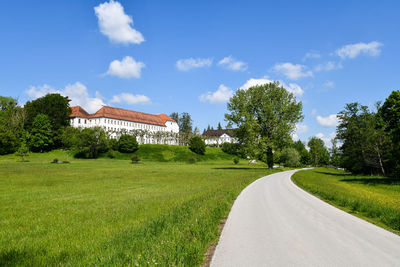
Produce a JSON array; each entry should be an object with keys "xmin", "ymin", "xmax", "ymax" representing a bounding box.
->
[{"xmin": 267, "ymin": 147, "xmax": 273, "ymax": 169}]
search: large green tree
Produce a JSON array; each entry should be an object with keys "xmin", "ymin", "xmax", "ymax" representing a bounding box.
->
[
  {"xmin": 225, "ymin": 82, "xmax": 303, "ymax": 168},
  {"xmin": 0, "ymin": 96, "xmax": 25, "ymax": 154},
  {"xmin": 28, "ymin": 114, "xmax": 53, "ymax": 152},
  {"xmin": 74, "ymin": 127, "xmax": 109, "ymax": 158},
  {"xmin": 24, "ymin": 93, "xmax": 71, "ymax": 132},
  {"xmin": 292, "ymin": 140, "xmax": 311, "ymax": 165},
  {"xmin": 308, "ymin": 137, "xmax": 329, "ymax": 166}
]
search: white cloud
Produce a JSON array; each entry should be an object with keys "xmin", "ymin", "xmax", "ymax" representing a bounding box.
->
[
  {"xmin": 106, "ymin": 56, "xmax": 145, "ymax": 79},
  {"xmin": 94, "ymin": 0, "xmax": 144, "ymax": 45},
  {"xmin": 314, "ymin": 61, "xmax": 342, "ymax": 72},
  {"xmin": 316, "ymin": 114, "xmax": 339, "ymax": 127},
  {"xmin": 240, "ymin": 78, "xmax": 304, "ymax": 96},
  {"xmin": 316, "ymin": 132, "xmax": 336, "ymax": 147},
  {"xmin": 336, "ymin": 41, "xmax": 383, "ymax": 59},
  {"xmin": 176, "ymin": 57, "xmax": 212, "ymax": 71},
  {"xmin": 303, "ymin": 51, "xmax": 321, "ymax": 61},
  {"xmin": 199, "ymin": 84, "xmax": 233, "ymax": 104},
  {"xmin": 26, "ymin": 82, "xmax": 105, "ymax": 113},
  {"xmin": 218, "ymin": 56, "xmax": 248, "ymax": 71},
  {"xmin": 273, "ymin": 62, "xmax": 313, "ymax": 80},
  {"xmin": 110, "ymin": 93, "xmax": 150, "ymax": 105},
  {"xmin": 296, "ymin": 124, "xmax": 309, "ymax": 134},
  {"xmin": 323, "ymin": 81, "xmax": 335, "ymax": 88},
  {"xmin": 311, "ymin": 109, "xmax": 317, "ymax": 116}
]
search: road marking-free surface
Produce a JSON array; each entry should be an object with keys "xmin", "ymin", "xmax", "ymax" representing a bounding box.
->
[{"xmin": 211, "ymin": 169, "xmax": 400, "ymax": 266}]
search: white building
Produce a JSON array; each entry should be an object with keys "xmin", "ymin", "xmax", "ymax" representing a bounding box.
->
[
  {"xmin": 70, "ymin": 106, "xmax": 179, "ymax": 144},
  {"xmin": 202, "ymin": 129, "xmax": 238, "ymax": 146}
]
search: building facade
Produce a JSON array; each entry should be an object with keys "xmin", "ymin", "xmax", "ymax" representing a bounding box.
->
[
  {"xmin": 202, "ymin": 129, "xmax": 238, "ymax": 146},
  {"xmin": 70, "ymin": 106, "xmax": 179, "ymax": 144}
]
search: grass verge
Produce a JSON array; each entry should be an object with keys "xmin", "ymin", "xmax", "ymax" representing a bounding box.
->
[
  {"xmin": 292, "ymin": 168, "xmax": 400, "ymax": 235},
  {"xmin": 0, "ymin": 150, "xmax": 280, "ymax": 266}
]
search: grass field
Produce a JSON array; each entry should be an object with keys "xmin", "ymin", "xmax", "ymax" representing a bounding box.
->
[
  {"xmin": 292, "ymin": 168, "xmax": 400, "ymax": 234},
  {"xmin": 0, "ymin": 149, "xmax": 280, "ymax": 266}
]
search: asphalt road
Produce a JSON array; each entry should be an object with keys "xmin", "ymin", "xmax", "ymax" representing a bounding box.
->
[{"xmin": 211, "ymin": 169, "xmax": 400, "ymax": 267}]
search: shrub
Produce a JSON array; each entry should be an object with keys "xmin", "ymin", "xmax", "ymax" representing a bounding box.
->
[
  {"xmin": 280, "ymin": 147, "xmax": 300, "ymax": 167},
  {"xmin": 118, "ymin": 135, "xmax": 139, "ymax": 153},
  {"xmin": 221, "ymin": 142, "xmax": 243, "ymax": 157},
  {"xmin": 131, "ymin": 154, "xmax": 141, "ymax": 164},
  {"xmin": 107, "ymin": 149, "xmax": 115, "ymax": 158},
  {"xmin": 74, "ymin": 127, "xmax": 109, "ymax": 159},
  {"xmin": 188, "ymin": 156, "xmax": 196, "ymax": 164},
  {"xmin": 52, "ymin": 158, "xmax": 58, "ymax": 163},
  {"xmin": 62, "ymin": 160, "xmax": 70, "ymax": 164},
  {"xmin": 233, "ymin": 157, "xmax": 239, "ymax": 164},
  {"xmin": 15, "ymin": 141, "xmax": 29, "ymax": 162},
  {"xmin": 189, "ymin": 136, "xmax": 206, "ymax": 155},
  {"xmin": 108, "ymin": 138, "xmax": 119, "ymax": 151}
]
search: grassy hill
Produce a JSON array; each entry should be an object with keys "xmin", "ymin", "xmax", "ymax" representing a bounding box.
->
[{"xmin": 102, "ymin": 144, "xmax": 236, "ymax": 162}]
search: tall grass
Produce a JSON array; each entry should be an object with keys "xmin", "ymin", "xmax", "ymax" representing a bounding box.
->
[
  {"xmin": 0, "ymin": 150, "xmax": 280, "ymax": 266},
  {"xmin": 292, "ymin": 168, "xmax": 400, "ymax": 233}
]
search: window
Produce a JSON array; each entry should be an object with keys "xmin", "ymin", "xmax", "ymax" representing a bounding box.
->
[{"xmin": 78, "ymin": 119, "xmax": 81, "ymax": 124}]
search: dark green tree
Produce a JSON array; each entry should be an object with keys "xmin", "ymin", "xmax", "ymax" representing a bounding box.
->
[
  {"xmin": 0, "ymin": 96, "xmax": 25, "ymax": 154},
  {"xmin": 292, "ymin": 140, "xmax": 311, "ymax": 165},
  {"xmin": 179, "ymin": 112, "xmax": 192, "ymax": 134},
  {"xmin": 217, "ymin": 122, "xmax": 222, "ymax": 130},
  {"xmin": 169, "ymin": 112, "xmax": 179, "ymax": 124},
  {"xmin": 16, "ymin": 140, "xmax": 29, "ymax": 162},
  {"xmin": 118, "ymin": 134, "xmax": 139, "ymax": 153},
  {"xmin": 308, "ymin": 137, "xmax": 329, "ymax": 166},
  {"xmin": 189, "ymin": 136, "xmax": 206, "ymax": 155},
  {"xmin": 74, "ymin": 127, "xmax": 109, "ymax": 158},
  {"xmin": 28, "ymin": 114, "xmax": 53, "ymax": 152},
  {"xmin": 225, "ymin": 82, "xmax": 303, "ymax": 169},
  {"xmin": 0, "ymin": 125, "xmax": 18, "ymax": 155}
]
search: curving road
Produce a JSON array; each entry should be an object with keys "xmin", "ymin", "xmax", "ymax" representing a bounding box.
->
[{"xmin": 211, "ymin": 169, "xmax": 400, "ymax": 267}]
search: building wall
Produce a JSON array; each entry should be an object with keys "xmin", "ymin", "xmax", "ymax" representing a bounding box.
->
[
  {"xmin": 204, "ymin": 133, "xmax": 238, "ymax": 146},
  {"xmin": 70, "ymin": 116, "xmax": 179, "ymax": 144}
]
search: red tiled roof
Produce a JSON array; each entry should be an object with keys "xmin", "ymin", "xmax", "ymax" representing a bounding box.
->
[
  {"xmin": 157, "ymin": 114, "xmax": 176, "ymax": 123},
  {"xmin": 70, "ymin": 105, "xmax": 173, "ymax": 126},
  {"xmin": 203, "ymin": 129, "xmax": 236, "ymax": 137},
  {"xmin": 70, "ymin": 106, "xmax": 89, "ymax": 118}
]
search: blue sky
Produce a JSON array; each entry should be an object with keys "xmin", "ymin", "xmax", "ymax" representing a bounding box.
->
[{"xmin": 1, "ymin": 0, "xmax": 399, "ymax": 146}]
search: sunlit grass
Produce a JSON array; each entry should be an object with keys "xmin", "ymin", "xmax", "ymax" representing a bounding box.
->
[
  {"xmin": 0, "ymin": 150, "xmax": 281, "ymax": 266},
  {"xmin": 292, "ymin": 168, "xmax": 400, "ymax": 234}
]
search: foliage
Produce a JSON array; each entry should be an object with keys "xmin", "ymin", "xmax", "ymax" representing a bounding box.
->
[
  {"xmin": 280, "ymin": 147, "xmax": 300, "ymax": 167},
  {"xmin": 188, "ymin": 156, "xmax": 196, "ymax": 164},
  {"xmin": 308, "ymin": 137, "xmax": 329, "ymax": 166},
  {"xmin": 131, "ymin": 154, "xmax": 140, "ymax": 163},
  {"xmin": 52, "ymin": 158, "xmax": 58, "ymax": 163},
  {"xmin": 189, "ymin": 136, "xmax": 206, "ymax": 155},
  {"xmin": 292, "ymin": 140, "xmax": 311, "ymax": 165},
  {"xmin": 24, "ymin": 93, "xmax": 71, "ymax": 131},
  {"xmin": 233, "ymin": 157, "xmax": 239, "ymax": 164},
  {"xmin": 15, "ymin": 141, "xmax": 29, "ymax": 162},
  {"xmin": 292, "ymin": 168, "xmax": 400, "ymax": 233},
  {"xmin": 217, "ymin": 122, "xmax": 222, "ymax": 130},
  {"xmin": 74, "ymin": 127, "xmax": 109, "ymax": 158},
  {"xmin": 0, "ymin": 151, "xmax": 284, "ymax": 266},
  {"xmin": 221, "ymin": 142, "xmax": 243, "ymax": 157},
  {"xmin": 0, "ymin": 125, "xmax": 18, "ymax": 155},
  {"xmin": 107, "ymin": 149, "xmax": 115, "ymax": 159},
  {"xmin": 60, "ymin": 126, "xmax": 79, "ymax": 149},
  {"xmin": 337, "ymin": 102, "xmax": 391, "ymax": 175},
  {"xmin": 0, "ymin": 96, "xmax": 24, "ymax": 154},
  {"xmin": 118, "ymin": 134, "xmax": 139, "ymax": 153},
  {"xmin": 108, "ymin": 138, "xmax": 119, "ymax": 150},
  {"xmin": 225, "ymin": 81, "xmax": 303, "ymax": 169},
  {"xmin": 28, "ymin": 114, "xmax": 53, "ymax": 152}
]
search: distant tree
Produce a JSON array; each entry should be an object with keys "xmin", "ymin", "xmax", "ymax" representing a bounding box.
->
[
  {"xmin": 74, "ymin": 127, "xmax": 109, "ymax": 158},
  {"xmin": 207, "ymin": 125, "xmax": 211, "ymax": 131},
  {"xmin": 179, "ymin": 112, "xmax": 192, "ymax": 134},
  {"xmin": 170, "ymin": 112, "xmax": 179, "ymax": 124},
  {"xmin": 280, "ymin": 147, "xmax": 300, "ymax": 167},
  {"xmin": 189, "ymin": 136, "xmax": 206, "ymax": 155},
  {"xmin": 193, "ymin": 126, "xmax": 200, "ymax": 135},
  {"xmin": 24, "ymin": 93, "xmax": 71, "ymax": 133},
  {"xmin": 0, "ymin": 96, "xmax": 25, "ymax": 154},
  {"xmin": 217, "ymin": 122, "xmax": 222, "ymax": 130},
  {"xmin": 0, "ymin": 96, "xmax": 16, "ymax": 111},
  {"xmin": 308, "ymin": 137, "xmax": 329, "ymax": 166},
  {"xmin": 0, "ymin": 125, "xmax": 18, "ymax": 155},
  {"xmin": 225, "ymin": 82, "xmax": 303, "ymax": 169},
  {"xmin": 292, "ymin": 140, "xmax": 311, "ymax": 165},
  {"xmin": 60, "ymin": 126, "xmax": 79, "ymax": 149},
  {"xmin": 330, "ymin": 138, "xmax": 342, "ymax": 167},
  {"xmin": 28, "ymin": 114, "xmax": 53, "ymax": 152},
  {"xmin": 118, "ymin": 134, "xmax": 139, "ymax": 153}
]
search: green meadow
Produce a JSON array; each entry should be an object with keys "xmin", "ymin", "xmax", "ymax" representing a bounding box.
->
[
  {"xmin": 0, "ymin": 148, "xmax": 282, "ymax": 266},
  {"xmin": 292, "ymin": 168, "xmax": 400, "ymax": 234}
]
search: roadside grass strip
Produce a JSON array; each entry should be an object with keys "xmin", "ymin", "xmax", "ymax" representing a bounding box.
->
[{"xmin": 292, "ymin": 168, "xmax": 400, "ymax": 234}]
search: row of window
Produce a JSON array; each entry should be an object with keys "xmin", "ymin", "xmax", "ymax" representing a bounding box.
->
[{"xmin": 76, "ymin": 118, "xmax": 164, "ymax": 131}]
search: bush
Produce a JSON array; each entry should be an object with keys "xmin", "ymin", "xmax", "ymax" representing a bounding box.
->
[
  {"xmin": 233, "ymin": 157, "xmax": 239, "ymax": 164},
  {"xmin": 221, "ymin": 142, "xmax": 243, "ymax": 157},
  {"xmin": 189, "ymin": 136, "xmax": 206, "ymax": 155},
  {"xmin": 107, "ymin": 149, "xmax": 116, "ymax": 158},
  {"xmin": 15, "ymin": 141, "xmax": 29, "ymax": 162},
  {"xmin": 74, "ymin": 127, "xmax": 109, "ymax": 159},
  {"xmin": 118, "ymin": 135, "xmax": 139, "ymax": 153},
  {"xmin": 188, "ymin": 156, "xmax": 196, "ymax": 164},
  {"xmin": 52, "ymin": 158, "xmax": 58, "ymax": 163},
  {"xmin": 109, "ymin": 138, "xmax": 119, "ymax": 151},
  {"xmin": 280, "ymin": 147, "xmax": 300, "ymax": 167},
  {"xmin": 131, "ymin": 154, "xmax": 140, "ymax": 164}
]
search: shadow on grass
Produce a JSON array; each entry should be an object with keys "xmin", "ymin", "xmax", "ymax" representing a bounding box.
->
[
  {"xmin": 315, "ymin": 171, "xmax": 352, "ymax": 177},
  {"xmin": 340, "ymin": 178, "xmax": 400, "ymax": 186},
  {"xmin": 213, "ymin": 167, "xmax": 253, "ymax": 170}
]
